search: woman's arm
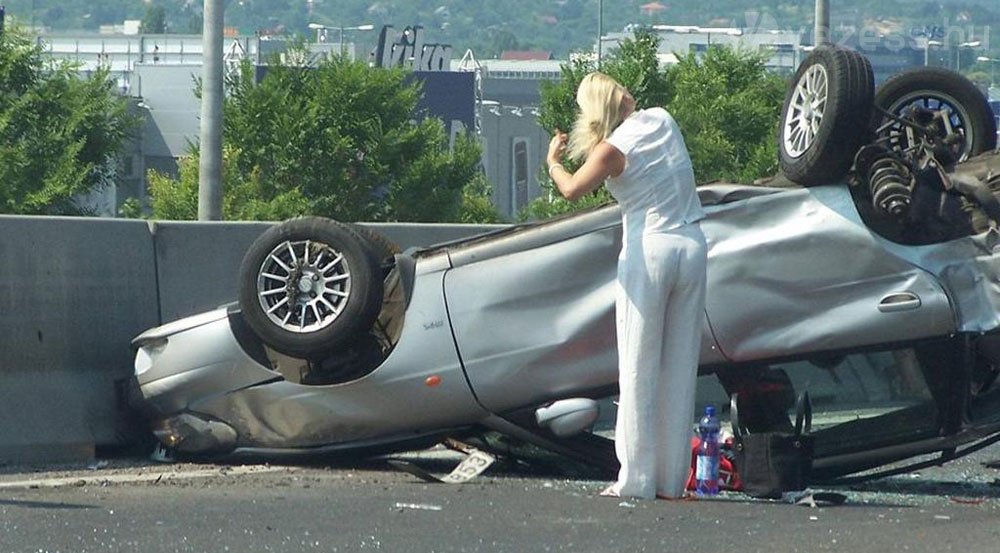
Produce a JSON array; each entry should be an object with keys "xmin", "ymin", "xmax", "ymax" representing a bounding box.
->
[{"xmin": 546, "ymin": 135, "xmax": 625, "ymax": 201}]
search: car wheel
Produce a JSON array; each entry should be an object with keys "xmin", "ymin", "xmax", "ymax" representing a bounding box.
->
[
  {"xmin": 349, "ymin": 225, "xmax": 401, "ymax": 265},
  {"xmin": 871, "ymin": 67, "xmax": 998, "ymax": 164},
  {"xmin": 778, "ymin": 45, "xmax": 874, "ymax": 186},
  {"xmin": 238, "ymin": 217, "xmax": 383, "ymax": 359}
]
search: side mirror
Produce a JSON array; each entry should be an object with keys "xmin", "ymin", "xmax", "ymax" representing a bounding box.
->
[{"xmin": 535, "ymin": 398, "xmax": 599, "ymax": 437}]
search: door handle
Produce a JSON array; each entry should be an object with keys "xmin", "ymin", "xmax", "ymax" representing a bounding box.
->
[{"xmin": 878, "ymin": 292, "xmax": 922, "ymax": 313}]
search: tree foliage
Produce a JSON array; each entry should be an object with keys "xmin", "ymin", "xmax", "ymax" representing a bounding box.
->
[
  {"xmin": 145, "ymin": 54, "xmax": 499, "ymax": 223},
  {"xmin": 0, "ymin": 25, "xmax": 134, "ymax": 215},
  {"xmin": 526, "ymin": 30, "xmax": 785, "ymax": 220},
  {"xmin": 141, "ymin": 5, "xmax": 168, "ymax": 34},
  {"xmin": 667, "ymin": 47, "xmax": 786, "ymax": 185}
]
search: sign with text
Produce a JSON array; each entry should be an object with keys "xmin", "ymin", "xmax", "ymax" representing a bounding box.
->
[{"xmin": 370, "ymin": 25, "xmax": 451, "ymax": 71}]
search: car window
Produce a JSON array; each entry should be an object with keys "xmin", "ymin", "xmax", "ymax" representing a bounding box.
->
[{"xmin": 592, "ymin": 345, "xmax": 937, "ymax": 442}]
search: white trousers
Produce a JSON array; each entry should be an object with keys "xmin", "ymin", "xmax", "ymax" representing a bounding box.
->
[{"xmin": 609, "ymin": 223, "xmax": 707, "ymax": 499}]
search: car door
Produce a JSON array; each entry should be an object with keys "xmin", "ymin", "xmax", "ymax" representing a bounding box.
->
[
  {"xmin": 701, "ymin": 184, "xmax": 956, "ymax": 363},
  {"xmin": 443, "ymin": 206, "xmax": 726, "ymax": 414}
]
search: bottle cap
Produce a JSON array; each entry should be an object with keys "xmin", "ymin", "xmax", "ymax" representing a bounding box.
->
[{"xmin": 705, "ymin": 405, "xmax": 715, "ymax": 417}]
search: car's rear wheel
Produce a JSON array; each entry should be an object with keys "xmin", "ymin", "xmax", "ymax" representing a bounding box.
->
[
  {"xmin": 238, "ymin": 217, "xmax": 383, "ymax": 359},
  {"xmin": 871, "ymin": 67, "xmax": 997, "ymax": 164},
  {"xmin": 778, "ymin": 45, "xmax": 874, "ymax": 186}
]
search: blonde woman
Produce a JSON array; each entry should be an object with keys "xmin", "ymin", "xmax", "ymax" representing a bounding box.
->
[{"xmin": 546, "ymin": 72, "xmax": 707, "ymax": 500}]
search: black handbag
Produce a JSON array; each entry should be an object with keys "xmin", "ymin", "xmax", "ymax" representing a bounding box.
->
[{"xmin": 731, "ymin": 391, "xmax": 814, "ymax": 499}]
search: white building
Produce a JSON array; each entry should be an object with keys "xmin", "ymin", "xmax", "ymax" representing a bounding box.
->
[{"xmin": 602, "ymin": 25, "xmax": 807, "ymax": 72}]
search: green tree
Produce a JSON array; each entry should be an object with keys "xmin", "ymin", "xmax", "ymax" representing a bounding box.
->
[
  {"xmin": 141, "ymin": 5, "xmax": 167, "ymax": 34},
  {"xmin": 0, "ymin": 25, "xmax": 134, "ymax": 215},
  {"xmin": 525, "ymin": 30, "xmax": 785, "ymax": 220},
  {"xmin": 666, "ymin": 46, "xmax": 785, "ymax": 185},
  {"xmin": 144, "ymin": 54, "xmax": 500, "ymax": 223}
]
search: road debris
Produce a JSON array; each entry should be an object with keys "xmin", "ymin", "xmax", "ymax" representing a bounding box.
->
[
  {"xmin": 393, "ymin": 502, "xmax": 443, "ymax": 512},
  {"xmin": 949, "ymin": 496, "xmax": 987, "ymax": 504},
  {"xmin": 784, "ymin": 490, "xmax": 848, "ymax": 507},
  {"xmin": 387, "ymin": 442, "xmax": 496, "ymax": 484}
]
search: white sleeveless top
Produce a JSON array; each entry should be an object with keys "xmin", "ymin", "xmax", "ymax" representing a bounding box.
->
[{"xmin": 604, "ymin": 107, "xmax": 704, "ymax": 237}]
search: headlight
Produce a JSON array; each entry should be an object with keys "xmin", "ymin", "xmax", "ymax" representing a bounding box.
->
[{"xmin": 134, "ymin": 338, "xmax": 167, "ymax": 376}]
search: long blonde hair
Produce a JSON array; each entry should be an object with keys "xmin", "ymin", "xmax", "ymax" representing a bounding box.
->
[{"xmin": 567, "ymin": 72, "xmax": 629, "ymax": 162}]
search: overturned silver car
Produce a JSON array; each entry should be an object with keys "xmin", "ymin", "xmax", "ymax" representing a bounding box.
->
[{"xmin": 132, "ymin": 46, "xmax": 1000, "ymax": 482}]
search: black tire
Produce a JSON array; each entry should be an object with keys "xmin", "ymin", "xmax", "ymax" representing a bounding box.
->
[
  {"xmin": 778, "ymin": 46, "xmax": 874, "ymax": 186},
  {"xmin": 871, "ymin": 67, "xmax": 997, "ymax": 163},
  {"xmin": 847, "ymin": 52, "xmax": 875, "ymax": 139},
  {"xmin": 349, "ymin": 225, "xmax": 401, "ymax": 265},
  {"xmin": 238, "ymin": 217, "xmax": 383, "ymax": 359}
]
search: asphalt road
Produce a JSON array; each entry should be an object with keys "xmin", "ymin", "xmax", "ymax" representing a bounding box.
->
[{"xmin": 2, "ymin": 443, "xmax": 1000, "ymax": 553}]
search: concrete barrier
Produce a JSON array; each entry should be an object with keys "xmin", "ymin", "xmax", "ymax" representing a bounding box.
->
[
  {"xmin": 0, "ymin": 215, "xmax": 504, "ymax": 463},
  {"xmin": 150, "ymin": 221, "xmax": 273, "ymax": 323},
  {"xmin": 0, "ymin": 216, "xmax": 159, "ymax": 463},
  {"xmin": 360, "ymin": 222, "xmax": 507, "ymax": 251}
]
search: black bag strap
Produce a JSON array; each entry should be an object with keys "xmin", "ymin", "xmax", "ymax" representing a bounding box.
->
[
  {"xmin": 730, "ymin": 391, "xmax": 812, "ymax": 439},
  {"xmin": 794, "ymin": 391, "xmax": 812, "ymax": 436}
]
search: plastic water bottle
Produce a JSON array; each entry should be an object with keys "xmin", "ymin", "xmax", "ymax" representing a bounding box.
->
[{"xmin": 695, "ymin": 404, "xmax": 721, "ymax": 496}]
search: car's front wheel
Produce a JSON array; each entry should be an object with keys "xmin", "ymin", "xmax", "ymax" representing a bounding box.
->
[{"xmin": 238, "ymin": 217, "xmax": 383, "ymax": 359}]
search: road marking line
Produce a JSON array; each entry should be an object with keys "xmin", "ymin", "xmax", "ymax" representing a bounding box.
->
[{"xmin": 0, "ymin": 465, "xmax": 288, "ymax": 490}]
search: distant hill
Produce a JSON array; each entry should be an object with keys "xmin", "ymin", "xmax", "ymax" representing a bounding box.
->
[{"xmin": 2, "ymin": 0, "xmax": 996, "ymax": 58}]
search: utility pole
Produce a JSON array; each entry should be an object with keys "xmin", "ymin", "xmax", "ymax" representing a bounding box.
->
[
  {"xmin": 198, "ymin": 0, "xmax": 224, "ymax": 221},
  {"xmin": 597, "ymin": 0, "xmax": 603, "ymax": 69},
  {"xmin": 815, "ymin": 0, "xmax": 830, "ymax": 46}
]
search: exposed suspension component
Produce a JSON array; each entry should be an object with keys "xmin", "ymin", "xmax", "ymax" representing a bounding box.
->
[{"xmin": 855, "ymin": 145, "xmax": 913, "ymax": 218}]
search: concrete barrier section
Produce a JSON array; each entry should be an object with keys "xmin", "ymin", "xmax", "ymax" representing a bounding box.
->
[
  {"xmin": 360, "ymin": 222, "xmax": 506, "ymax": 251},
  {"xmin": 0, "ymin": 216, "xmax": 159, "ymax": 463},
  {"xmin": 150, "ymin": 221, "xmax": 272, "ymax": 322}
]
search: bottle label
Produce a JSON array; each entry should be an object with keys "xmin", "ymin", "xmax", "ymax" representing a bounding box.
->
[{"xmin": 696, "ymin": 455, "xmax": 719, "ymax": 481}]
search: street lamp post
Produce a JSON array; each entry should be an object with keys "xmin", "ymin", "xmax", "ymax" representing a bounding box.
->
[
  {"xmin": 815, "ymin": 0, "xmax": 830, "ymax": 46},
  {"xmin": 979, "ymin": 56, "xmax": 999, "ymax": 86},
  {"xmin": 309, "ymin": 24, "xmax": 325, "ymax": 43},
  {"xmin": 339, "ymin": 24, "xmax": 374, "ymax": 58},
  {"xmin": 925, "ymin": 39, "xmax": 942, "ymax": 66},
  {"xmin": 597, "ymin": 0, "xmax": 603, "ymax": 69},
  {"xmin": 956, "ymin": 40, "xmax": 981, "ymax": 72},
  {"xmin": 308, "ymin": 23, "xmax": 374, "ymax": 58}
]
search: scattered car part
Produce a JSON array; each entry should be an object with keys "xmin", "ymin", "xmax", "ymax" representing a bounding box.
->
[
  {"xmin": 151, "ymin": 413, "xmax": 238, "ymax": 454},
  {"xmin": 387, "ymin": 444, "xmax": 496, "ymax": 484}
]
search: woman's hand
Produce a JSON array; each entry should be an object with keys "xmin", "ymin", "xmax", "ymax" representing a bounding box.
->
[{"xmin": 547, "ymin": 130, "xmax": 568, "ymax": 166}]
